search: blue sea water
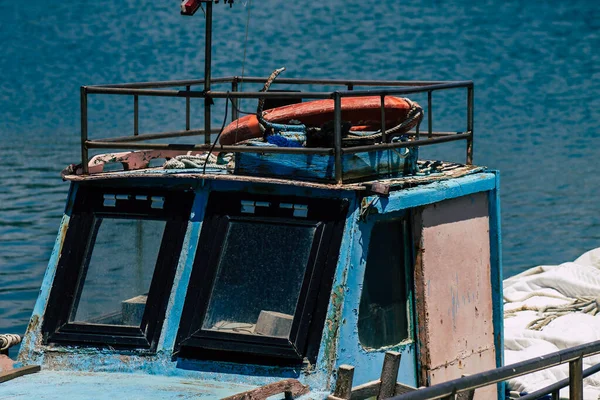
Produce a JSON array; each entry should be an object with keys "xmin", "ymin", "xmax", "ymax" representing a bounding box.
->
[{"xmin": 0, "ymin": 0, "xmax": 598, "ymax": 338}]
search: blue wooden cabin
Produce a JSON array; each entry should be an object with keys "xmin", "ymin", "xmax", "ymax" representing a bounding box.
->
[{"xmin": 1, "ymin": 3, "xmax": 503, "ymax": 399}]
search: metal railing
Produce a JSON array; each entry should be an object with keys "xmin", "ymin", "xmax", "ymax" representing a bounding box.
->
[
  {"xmin": 390, "ymin": 339, "xmax": 600, "ymax": 400},
  {"xmin": 79, "ymin": 76, "xmax": 474, "ymax": 183}
]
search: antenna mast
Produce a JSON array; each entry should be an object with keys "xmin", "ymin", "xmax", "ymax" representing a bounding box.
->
[
  {"xmin": 203, "ymin": 1, "xmax": 212, "ymax": 144},
  {"xmin": 181, "ymin": 0, "xmax": 234, "ymax": 143}
]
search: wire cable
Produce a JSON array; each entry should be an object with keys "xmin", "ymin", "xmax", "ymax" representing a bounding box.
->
[{"xmin": 203, "ymin": 92, "xmax": 230, "ymax": 175}]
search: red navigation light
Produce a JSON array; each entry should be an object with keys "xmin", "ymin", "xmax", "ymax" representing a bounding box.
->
[{"xmin": 181, "ymin": 0, "xmax": 201, "ymax": 16}]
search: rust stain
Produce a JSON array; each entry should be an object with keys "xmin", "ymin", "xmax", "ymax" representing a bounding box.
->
[
  {"xmin": 59, "ymin": 220, "xmax": 69, "ymax": 242},
  {"xmin": 322, "ymin": 283, "xmax": 346, "ymax": 382},
  {"xmin": 26, "ymin": 314, "xmax": 40, "ymax": 334}
]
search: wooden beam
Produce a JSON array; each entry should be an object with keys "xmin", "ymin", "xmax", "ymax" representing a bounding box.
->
[
  {"xmin": 379, "ymin": 351, "xmax": 401, "ymax": 399},
  {"xmin": 331, "ymin": 365, "xmax": 355, "ymax": 400},
  {"xmin": 350, "ymin": 380, "xmax": 380, "ymax": 399},
  {"xmin": 394, "ymin": 382, "xmax": 418, "ymax": 395},
  {"xmin": 0, "ymin": 365, "xmax": 41, "ymax": 384},
  {"xmin": 222, "ymin": 379, "xmax": 309, "ymax": 400}
]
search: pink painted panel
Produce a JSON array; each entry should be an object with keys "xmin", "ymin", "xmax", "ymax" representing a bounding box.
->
[
  {"xmin": 414, "ymin": 193, "xmax": 495, "ymax": 397},
  {"xmin": 429, "ymin": 348, "xmax": 497, "ymax": 399},
  {"xmin": 0, "ymin": 354, "xmax": 15, "ymax": 372}
]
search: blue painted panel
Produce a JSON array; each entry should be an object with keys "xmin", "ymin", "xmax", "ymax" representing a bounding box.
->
[
  {"xmin": 235, "ymin": 147, "xmax": 417, "ymax": 182},
  {"xmin": 488, "ymin": 171, "xmax": 505, "ymax": 400},
  {"xmin": 157, "ymin": 222, "xmax": 202, "ymax": 352},
  {"xmin": 335, "ymin": 208, "xmax": 418, "ymax": 388},
  {"xmin": 157, "ymin": 189, "xmax": 209, "ymax": 352},
  {"xmin": 367, "ymin": 172, "xmax": 497, "ymax": 215},
  {"xmin": 311, "ymin": 195, "xmax": 361, "ymax": 391},
  {"xmin": 18, "ymin": 184, "xmax": 79, "ymax": 365}
]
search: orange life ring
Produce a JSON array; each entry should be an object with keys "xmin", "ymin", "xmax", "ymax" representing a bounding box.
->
[{"xmin": 219, "ymin": 96, "xmax": 418, "ymax": 145}]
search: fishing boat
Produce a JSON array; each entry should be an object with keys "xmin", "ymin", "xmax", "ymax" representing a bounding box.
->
[{"xmin": 1, "ymin": 2, "xmax": 596, "ymax": 399}]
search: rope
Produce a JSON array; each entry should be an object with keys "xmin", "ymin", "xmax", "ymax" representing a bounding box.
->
[
  {"xmin": 257, "ymin": 67, "xmax": 286, "ymax": 134},
  {"xmin": 344, "ymin": 98, "xmax": 424, "ymax": 142},
  {"xmin": 163, "ymin": 153, "xmax": 233, "ymax": 170},
  {"xmin": 0, "ymin": 334, "xmax": 21, "ymax": 351},
  {"xmin": 202, "ymin": 91, "xmax": 231, "ymax": 174},
  {"xmin": 504, "ymin": 296, "xmax": 600, "ymax": 331}
]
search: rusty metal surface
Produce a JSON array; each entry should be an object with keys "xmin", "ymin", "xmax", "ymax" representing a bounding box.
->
[{"xmin": 80, "ymin": 75, "xmax": 474, "ymax": 180}]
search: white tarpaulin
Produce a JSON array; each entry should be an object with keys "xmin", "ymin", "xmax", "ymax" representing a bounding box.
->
[{"xmin": 504, "ymin": 247, "xmax": 600, "ymax": 399}]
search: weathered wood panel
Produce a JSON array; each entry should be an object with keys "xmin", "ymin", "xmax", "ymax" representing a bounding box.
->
[
  {"xmin": 413, "ymin": 193, "xmax": 496, "ymax": 400},
  {"xmin": 0, "ymin": 365, "xmax": 41, "ymax": 384}
]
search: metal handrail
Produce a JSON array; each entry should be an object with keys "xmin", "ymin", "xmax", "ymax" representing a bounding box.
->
[
  {"xmin": 79, "ymin": 77, "xmax": 475, "ymax": 182},
  {"xmin": 519, "ymin": 362, "xmax": 600, "ymax": 400},
  {"xmin": 391, "ymin": 339, "xmax": 600, "ymax": 400},
  {"xmin": 88, "ymin": 76, "xmax": 456, "ymax": 90}
]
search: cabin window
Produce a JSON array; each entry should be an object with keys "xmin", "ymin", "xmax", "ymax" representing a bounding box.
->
[
  {"xmin": 358, "ymin": 218, "xmax": 411, "ymax": 349},
  {"xmin": 201, "ymin": 221, "xmax": 316, "ymax": 338},
  {"xmin": 176, "ymin": 192, "xmax": 347, "ymax": 364},
  {"xmin": 71, "ymin": 219, "xmax": 166, "ymax": 327},
  {"xmin": 42, "ymin": 186, "xmax": 193, "ymax": 350}
]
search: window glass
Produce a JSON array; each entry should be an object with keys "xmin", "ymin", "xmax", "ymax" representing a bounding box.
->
[
  {"xmin": 201, "ymin": 220, "xmax": 316, "ymax": 338},
  {"xmin": 71, "ymin": 218, "xmax": 166, "ymax": 326},
  {"xmin": 358, "ymin": 219, "xmax": 410, "ymax": 349}
]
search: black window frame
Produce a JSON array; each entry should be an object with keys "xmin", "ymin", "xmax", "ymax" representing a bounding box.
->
[
  {"xmin": 42, "ymin": 185, "xmax": 193, "ymax": 351},
  {"xmin": 175, "ymin": 192, "xmax": 348, "ymax": 364}
]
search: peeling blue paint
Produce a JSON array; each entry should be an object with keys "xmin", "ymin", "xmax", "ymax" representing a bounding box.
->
[
  {"xmin": 17, "ymin": 211, "xmax": 72, "ymax": 367},
  {"xmin": 368, "ymin": 172, "xmax": 497, "ymax": 215},
  {"xmin": 12, "ymin": 170, "xmax": 502, "ymax": 399}
]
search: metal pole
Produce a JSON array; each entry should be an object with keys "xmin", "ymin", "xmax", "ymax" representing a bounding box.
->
[
  {"xmin": 569, "ymin": 357, "xmax": 583, "ymax": 400},
  {"xmin": 467, "ymin": 86, "xmax": 474, "ymax": 165},
  {"xmin": 204, "ymin": 0, "xmax": 213, "ymax": 144},
  {"xmin": 231, "ymin": 78, "xmax": 239, "ymax": 122},
  {"xmin": 380, "ymin": 95, "xmax": 387, "ymax": 143},
  {"xmin": 427, "ymin": 91, "xmax": 433, "ymax": 139},
  {"xmin": 134, "ymin": 95, "xmax": 139, "ymax": 135},
  {"xmin": 333, "ymin": 92, "xmax": 343, "ymax": 184},
  {"xmin": 186, "ymin": 85, "xmax": 191, "ymax": 131},
  {"xmin": 80, "ymin": 87, "xmax": 89, "ymax": 174}
]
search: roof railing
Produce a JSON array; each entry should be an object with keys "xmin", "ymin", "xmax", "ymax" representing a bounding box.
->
[
  {"xmin": 79, "ymin": 77, "xmax": 474, "ymax": 184},
  {"xmin": 389, "ymin": 338, "xmax": 600, "ymax": 400}
]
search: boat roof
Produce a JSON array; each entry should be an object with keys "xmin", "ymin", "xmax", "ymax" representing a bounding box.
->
[{"xmin": 63, "ymin": 158, "xmax": 485, "ymax": 193}]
